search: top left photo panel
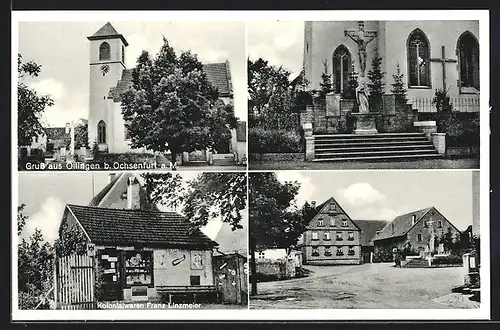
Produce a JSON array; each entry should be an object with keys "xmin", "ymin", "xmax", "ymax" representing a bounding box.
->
[{"xmin": 15, "ymin": 20, "xmax": 247, "ymax": 171}]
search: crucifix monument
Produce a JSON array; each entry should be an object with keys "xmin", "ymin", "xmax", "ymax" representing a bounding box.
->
[
  {"xmin": 345, "ymin": 21, "xmax": 380, "ymax": 134},
  {"xmin": 430, "ymin": 45, "xmax": 457, "ymax": 91}
]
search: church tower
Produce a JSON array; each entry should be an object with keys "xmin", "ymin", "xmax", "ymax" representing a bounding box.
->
[{"xmin": 87, "ymin": 22, "xmax": 128, "ymax": 150}]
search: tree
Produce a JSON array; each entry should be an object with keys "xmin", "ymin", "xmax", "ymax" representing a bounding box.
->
[
  {"xmin": 18, "ymin": 204, "xmax": 54, "ymax": 309},
  {"xmin": 249, "ymin": 172, "xmax": 302, "ymax": 295},
  {"xmin": 391, "ymin": 64, "xmax": 407, "ymax": 104},
  {"xmin": 142, "ymin": 172, "xmax": 247, "ymax": 231},
  {"xmin": 18, "ymin": 54, "xmax": 54, "ymax": 147},
  {"xmin": 342, "ymin": 61, "xmax": 358, "ymax": 100},
  {"xmin": 319, "ymin": 59, "xmax": 333, "ymax": 98},
  {"xmin": 74, "ymin": 122, "xmax": 89, "ymax": 149},
  {"xmin": 248, "ymin": 58, "xmax": 292, "ymax": 115},
  {"xmin": 120, "ymin": 38, "xmax": 238, "ymax": 165},
  {"xmin": 367, "ymin": 50, "xmax": 385, "ymax": 111}
]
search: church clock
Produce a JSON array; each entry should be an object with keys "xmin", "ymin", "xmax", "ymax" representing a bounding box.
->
[{"xmin": 100, "ymin": 64, "xmax": 110, "ymax": 76}]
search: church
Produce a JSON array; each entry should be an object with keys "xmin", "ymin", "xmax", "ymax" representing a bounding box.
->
[
  {"xmin": 86, "ymin": 22, "xmax": 241, "ymax": 160},
  {"xmin": 303, "ymin": 21, "xmax": 479, "ymax": 105}
]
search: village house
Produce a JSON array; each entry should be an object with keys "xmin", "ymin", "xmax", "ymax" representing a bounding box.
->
[
  {"xmin": 353, "ymin": 220, "xmax": 388, "ymax": 263},
  {"xmin": 373, "ymin": 206, "xmax": 462, "ymax": 257},
  {"xmin": 86, "ymin": 22, "xmax": 243, "ymax": 164},
  {"xmin": 302, "ymin": 198, "xmax": 363, "ymax": 265},
  {"xmin": 56, "ymin": 173, "xmax": 222, "ymax": 303}
]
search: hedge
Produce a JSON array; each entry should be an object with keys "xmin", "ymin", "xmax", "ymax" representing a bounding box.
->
[
  {"xmin": 249, "ymin": 128, "xmax": 304, "ymax": 154},
  {"xmin": 431, "ymin": 255, "xmax": 463, "ymax": 265}
]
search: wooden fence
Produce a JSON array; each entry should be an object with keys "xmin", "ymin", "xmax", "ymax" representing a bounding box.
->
[
  {"xmin": 410, "ymin": 96, "xmax": 480, "ymax": 113},
  {"xmin": 54, "ymin": 254, "xmax": 96, "ymax": 310}
]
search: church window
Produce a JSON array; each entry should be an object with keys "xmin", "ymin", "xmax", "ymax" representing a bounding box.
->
[
  {"xmin": 99, "ymin": 42, "xmax": 111, "ymax": 61},
  {"xmin": 407, "ymin": 29, "xmax": 431, "ymax": 87},
  {"xmin": 330, "ymin": 218, "xmax": 335, "ymax": 226},
  {"xmin": 336, "ymin": 246, "xmax": 344, "ymax": 256},
  {"xmin": 324, "ymin": 232, "xmax": 330, "ymax": 240},
  {"xmin": 348, "ymin": 232, "xmax": 354, "ymax": 241},
  {"xmin": 332, "ymin": 45, "xmax": 351, "ymax": 94},
  {"xmin": 458, "ymin": 31, "xmax": 479, "ymax": 90},
  {"xmin": 312, "ymin": 232, "xmax": 319, "ymax": 240},
  {"xmin": 336, "ymin": 232, "xmax": 343, "ymax": 241},
  {"xmin": 324, "ymin": 246, "xmax": 332, "ymax": 256},
  {"xmin": 122, "ymin": 45, "xmax": 125, "ymax": 63},
  {"xmin": 318, "ymin": 219, "xmax": 324, "ymax": 227},
  {"xmin": 97, "ymin": 120, "xmax": 106, "ymax": 144},
  {"xmin": 417, "ymin": 234, "xmax": 422, "ymax": 242},
  {"xmin": 341, "ymin": 219, "xmax": 348, "ymax": 227},
  {"xmin": 348, "ymin": 246, "xmax": 355, "ymax": 256}
]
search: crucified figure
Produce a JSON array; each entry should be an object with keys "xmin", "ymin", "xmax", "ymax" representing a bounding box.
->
[{"xmin": 345, "ymin": 21, "xmax": 377, "ymax": 77}]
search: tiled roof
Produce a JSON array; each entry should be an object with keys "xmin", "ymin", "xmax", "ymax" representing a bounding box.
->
[
  {"xmin": 110, "ymin": 63, "xmax": 232, "ymax": 102},
  {"xmin": 202, "ymin": 62, "xmax": 232, "ymax": 97},
  {"xmin": 374, "ymin": 207, "xmax": 433, "ymax": 241},
  {"xmin": 88, "ymin": 22, "xmax": 129, "ymax": 46},
  {"xmin": 352, "ymin": 220, "xmax": 389, "ymax": 246},
  {"xmin": 236, "ymin": 121, "xmax": 246, "ymax": 142},
  {"xmin": 68, "ymin": 204, "xmax": 218, "ymax": 248}
]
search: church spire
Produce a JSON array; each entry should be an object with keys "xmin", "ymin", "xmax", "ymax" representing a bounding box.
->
[{"xmin": 87, "ymin": 22, "xmax": 129, "ymax": 46}]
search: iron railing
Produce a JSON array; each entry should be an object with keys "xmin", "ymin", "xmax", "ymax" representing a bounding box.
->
[{"xmin": 409, "ymin": 96, "xmax": 480, "ymax": 113}]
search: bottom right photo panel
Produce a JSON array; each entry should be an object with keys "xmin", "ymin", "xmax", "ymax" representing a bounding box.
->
[{"xmin": 249, "ymin": 170, "xmax": 480, "ymax": 310}]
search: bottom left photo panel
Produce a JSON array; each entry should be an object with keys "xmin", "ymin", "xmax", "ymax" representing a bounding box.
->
[{"xmin": 15, "ymin": 171, "xmax": 248, "ymax": 312}]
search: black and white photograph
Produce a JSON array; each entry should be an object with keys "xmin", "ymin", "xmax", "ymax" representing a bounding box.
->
[
  {"xmin": 248, "ymin": 20, "xmax": 481, "ymax": 170},
  {"xmin": 16, "ymin": 171, "xmax": 248, "ymax": 310},
  {"xmin": 17, "ymin": 21, "xmax": 247, "ymax": 171},
  {"xmin": 249, "ymin": 171, "xmax": 481, "ymax": 310}
]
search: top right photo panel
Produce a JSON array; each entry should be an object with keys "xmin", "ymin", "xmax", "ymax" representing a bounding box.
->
[{"xmin": 248, "ymin": 20, "xmax": 481, "ymax": 170}]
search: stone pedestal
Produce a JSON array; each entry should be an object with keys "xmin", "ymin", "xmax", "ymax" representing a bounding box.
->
[
  {"xmin": 414, "ymin": 121, "xmax": 437, "ymax": 139},
  {"xmin": 431, "ymin": 133, "xmax": 446, "ymax": 155},
  {"xmin": 351, "ymin": 113, "xmax": 380, "ymax": 135},
  {"xmin": 303, "ymin": 122, "xmax": 314, "ymax": 161}
]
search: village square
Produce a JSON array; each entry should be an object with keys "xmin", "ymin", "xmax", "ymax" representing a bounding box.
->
[
  {"xmin": 249, "ymin": 171, "xmax": 481, "ymax": 309},
  {"xmin": 18, "ymin": 22, "xmax": 247, "ymax": 171},
  {"xmin": 17, "ymin": 171, "xmax": 248, "ymax": 310},
  {"xmin": 248, "ymin": 20, "xmax": 480, "ymax": 169}
]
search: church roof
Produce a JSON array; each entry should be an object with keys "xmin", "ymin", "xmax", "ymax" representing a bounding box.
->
[
  {"xmin": 352, "ymin": 220, "xmax": 389, "ymax": 246},
  {"xmin": 109, "ymin": 62, "xmax": 233, "ymax": 102},
  {"xmin": 203, "ymin": 62, "xmax": 232, "ymax": 97},
  {"xmin": 87, "ymin": 22, "xmax": 129, "ymax": 46},
  {"xmin": 374, "ymin": 207, "xmax": 434, "ymax": 241},
  {"xmin": 67, "ymin": 204, "xmax": 218, "ymax": 248}
]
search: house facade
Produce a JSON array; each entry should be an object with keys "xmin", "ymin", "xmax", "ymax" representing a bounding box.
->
[
  {"xmin": 353, "ymin": 220, "xmax": 388, "ymax": 263},
  {"xmin": 303, "ymin": 21, "xmax": 479, "ymax": 105},
  {"xmin": 373, "ymin": 206, "xmax": 462, "ymax": 257},
  {"xmin": 302, "ymin": 197, "xmax": 362, "ymax": 265}
]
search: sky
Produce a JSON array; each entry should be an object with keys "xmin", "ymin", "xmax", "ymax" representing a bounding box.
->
[
  {"xmin": 276, "ymin": 171, "xmax": 478, "ymax": 231},
  {"xmin": 17, "ymin": 21, "xmax": 246, "ymax": 127},
  {"xmin": 247, "ymin": 21, "xmax": 304, "ymax": 78},
  {"xmin": 16, "ymin": 171, "xmax": 247, "ymax": 243}
]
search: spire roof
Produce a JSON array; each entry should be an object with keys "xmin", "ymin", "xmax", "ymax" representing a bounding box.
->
[{"xmin": 87, "ymin": 22, "xmax": 129, "ymax": 46}]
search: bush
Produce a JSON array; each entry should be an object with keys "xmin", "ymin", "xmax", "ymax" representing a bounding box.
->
[
  {"xmin": 249, "ymin": 128, "xmax": 304, "ymax": 154},
  {"xmin": 373, "ymin": 249, "xmax": 393, "ymax": 263},
  {"xmin": 431, "ymin": 255, "xmax": 463, "ymax": 265}
]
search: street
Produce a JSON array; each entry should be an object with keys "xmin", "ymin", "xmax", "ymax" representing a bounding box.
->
[{"xmin": 250, "ymin": 263, "xmax": 479, "ymax": 309}]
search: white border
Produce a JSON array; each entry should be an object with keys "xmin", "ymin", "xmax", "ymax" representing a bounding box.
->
[{"xmin": 12, "ymin": 10, "xmax": 490, "ymax": 321}]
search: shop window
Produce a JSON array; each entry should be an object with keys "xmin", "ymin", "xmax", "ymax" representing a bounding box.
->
[{"xmin": 124, "ymin": 250, "xmax": 153, "ymax": 287}]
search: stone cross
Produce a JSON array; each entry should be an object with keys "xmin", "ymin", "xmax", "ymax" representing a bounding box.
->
[
  {"xmin": 430, "ymin": 45, "xmax": 457, "ymax": 91},
  {"xmin": 345, "ymin": 21, "xmax": 377, "ymax": 77},
  {"xmin": 427, "ymin": 219, "xmax": 435, "ymax": 252}
]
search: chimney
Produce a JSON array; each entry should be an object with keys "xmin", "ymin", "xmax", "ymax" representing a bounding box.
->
[
  {"xmin": 411, "ymin": 214, "xmax": 416, "ymax": 226},
  {"xmin": 311, "ymin": 201, "xmax": 316, "ymax": 209},
  {"xmin": 108, "ymin": 173, "xmax": 116, "ymax": 184},
  {"xmin": 127, "ymin": 176, "xmax": 141, "ymax": 210}
]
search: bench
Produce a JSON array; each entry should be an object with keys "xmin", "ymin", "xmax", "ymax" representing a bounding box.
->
[{"xmin": 156, "ymin": 286, "xmax": 219, "ymax": 304}]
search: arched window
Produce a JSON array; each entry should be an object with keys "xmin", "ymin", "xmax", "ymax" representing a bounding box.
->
[
  {"xmin": 121, "ymin": 45, "xmax": 125, "ymax": 63},
  {"xmin": 407, "ymin": 29, "xmax": 431, "ymax": 87},
  {"xmin": 458, "ymin": 31, "xmax": 479, "ymax": 90},
  {"xmin": 332, "ymin": 45, "xmax": 351, "ymax": 94},
  {"xmin": 99, "ymin": 42, "xmax": 110, "ymax": 61},
  {"xmin": 97, "ymin": 120, "xmax": 106, "ymax": 144}
]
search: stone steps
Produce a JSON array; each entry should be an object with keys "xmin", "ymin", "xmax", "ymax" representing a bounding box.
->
[
  {"xmin": 312, "ymin": 132, "xmax": 441, "ymax": 162},
  {"xmin": 403, "ymin": 258, "xmax": 430, "ymax": 268}
]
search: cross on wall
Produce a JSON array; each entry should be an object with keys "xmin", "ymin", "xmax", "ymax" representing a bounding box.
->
[{"xmin": 430, "ymin": 45, "xmax": 457, "ymax": 91}]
